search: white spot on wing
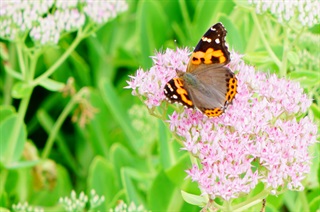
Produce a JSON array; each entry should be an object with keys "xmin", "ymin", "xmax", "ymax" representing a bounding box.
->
[
  {"xmin": 202, "ymin": 37, "xmax": 212, "ymax": 43},
  {"xmin": 166, "ymin": 84, "xmax": 174, "ymax": 91},
  {"xmin": 215, "ymin": 38, "xmax": 220, "ymax": 44}
]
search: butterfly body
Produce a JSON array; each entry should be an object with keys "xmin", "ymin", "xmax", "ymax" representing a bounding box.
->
[{"xmin": 164, "ymin": 23, "xmax": 237, "ymax": 117}]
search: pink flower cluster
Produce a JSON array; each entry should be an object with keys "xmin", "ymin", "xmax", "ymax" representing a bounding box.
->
[
  {"xmin": 248, "ymin": 0, "xmax": 320, "ymax": 27},
  {"xmin": 0, "ymin": 0, "xmax": 128, "ymax": 45},
  {"xmin": 127, "ymin": 48, "xmax": 318, "ymax": 200},
  {"xmin": 127, "ymin": 48, "xmax": 190, "ymax": 107}
]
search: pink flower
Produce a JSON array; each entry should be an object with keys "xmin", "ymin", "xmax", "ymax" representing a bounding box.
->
[
  {"xmin": 126, "ymin": 48, "xmax": 190, "ymax": 108},
  {"xmin": 248, "ymin": 0, "xmax": 320, "ymax": 27},
  {"xmin": 0, "ymin": 0, "xmax": 128, "ymax": 44},
  {"xmin": 127, "ymin": 48, "xmax": 318, "ymax": 201}
]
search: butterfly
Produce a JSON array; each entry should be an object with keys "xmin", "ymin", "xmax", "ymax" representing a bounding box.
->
[{"xmin": 163, "ymin": 23, "xmax": 237, "ymax": 117}]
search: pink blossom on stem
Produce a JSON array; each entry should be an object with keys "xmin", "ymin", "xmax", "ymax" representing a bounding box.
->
[{"xmin": 127, "ymin": 48, "xmax": 318, "ymax": 201}]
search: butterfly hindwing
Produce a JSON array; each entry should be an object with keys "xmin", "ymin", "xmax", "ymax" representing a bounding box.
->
[
  {"xmin": 164, "ymin": 77, "xmax": 194, "ymax": 108},
  {"xmin": 183, "ymin": 67, "xmax": 235, "ymax": 112}
]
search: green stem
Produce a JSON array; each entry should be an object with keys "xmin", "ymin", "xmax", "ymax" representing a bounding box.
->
[
  {"xmin": 31, "ymin": 31, "xmax": 84, "ymax": 87},
  {"xmin": 225, "ymin": 200, "xmax": 232, "ymax": 211},
  {"xmin": 6, "ymin": 42, "xmax": 35, "ymax": 164},
  {"xmin": 99, "ymin": 79, "xmax": 140, "ymax": 154},
  {"xmin": 6, "ymin": 86, "xmax": 33, "ymax": 164},
  {"xmin": 299, "ymin": 190, "xmax": 309, "ymax": 212},
  {"xmin": 251, "ymin": 12, "xmax": 282, "ymax": 69},
  {"xmin": 232, "ymin": 188, "xmax": 270, "ymax": 211},
  {"xmin": 178, "ymin": 0, "xmax": 191, "ymax": 34},
  {"xmin": 41, "ymin": 88, "xmax": 87, "ymax": 159},
  {"xmin": 37, "ymin": 25, "xmax": 95, "ymax": 158},
  {"xmin": 0, "ymin": 169, "xmax": 8, "ymax": 196},
  {"xmin": 280, "ymin": 28, "xmax": 289, "ymax": 77},
  {"xmin": 16, "ymin": 42, "xmax": 26, "ymax": 78}
]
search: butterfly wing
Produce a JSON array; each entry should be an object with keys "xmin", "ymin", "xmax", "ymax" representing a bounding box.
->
[
  {"xmin": 163, "ymin": 22, "xmax": 237, "ymax": 118},
  {"xmin": 187, "ymin": 23, "xmax": 230, "ymax": 73},
  {"xmin": 183, "ymin": 65, "xmax": 237, "ymax": 117},
  {"xmin": 164, "ymin": 77, "xmax": 194, "ymax": 109}
]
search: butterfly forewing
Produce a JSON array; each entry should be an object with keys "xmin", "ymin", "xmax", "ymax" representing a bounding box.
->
[
  {"xmin": 163, "ymin": 22, "xmax": 237, "ymax": 117},
  {"xmin": 187, "ymin": 23, "xmax": 231, "ymax": 73}
]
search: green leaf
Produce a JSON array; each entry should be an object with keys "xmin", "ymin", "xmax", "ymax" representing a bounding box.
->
[
  {"xmin": 220, "ymin": 15, "xmax": 245, "ymax": 53},
  {"xmin": 0, "ymin": 115, "xmax": 26, "ymax": 166},
  {"xmin": 111, "ymin": 143, "xmax": 150, "ymax": 206},
  {"xmin": 29, "ymin": 164, "xmax": 72, "ymax": 206},
  {"xmin": 0, "ymin": 207, "xmax": 10, "ymax": 212},
  {"xmin": 61, "ymin": 41, "xmax": 91, "ymax": 85},
  {"xmin": 137, "ymin": 0, "xmax": 168, "ymax": 68},
  {"xmin": 310, "ymin": 103, "xmax": 320, "ymax": 120},
  {"xmin": 37, "ymin": 109, "xmax": 80, "ymax": 176},
  {"xmin": 244, "ymin": 51, "xmax": 273, "ymax": 63},
  {"xmin": 0, "ymin": 191, "xmax": 8, "ymax": 209},
  {"xmin": 110, "ymin": 143, "xmax": 134, "ymax": 184},
  {"xmin": 0, "ymin": 42, "xmax": 9, "ymax": 60},
  {"xmin": 6, "ymin": 160, "xmax": 41, "ymax": 170},
  {"xmin": 158, "ymin": 121, "xmax": 175, "ymax": 169},
  {"xmin": 193, "ymin": 1, "xmax": 235, "ymax": 43},
  {"xmin": 121, "ymin": 167, "xmax": 147, "ymax": 206},
  {"xmin": 11, "ymin": 82, "xmax": 33, "ymax": 99},
  {"xmin": 284, "ymin": 191, "xmax": 301, "ymax": 212},
  {"xmin": 266, "ymin": 193, "xmax": 285, "ymax": 210},
  {"xmin": 307, "ymin": 142, "xmax": 320, "ymax": 188},
  {"xmin": 87, "ymin": 156, "xmax": 116, "ymax": 211},
  {"xmin": 0, "ymin": 105, "xmax": 15, "ymax": 122},
  {"xmin": 181, "ymin": 190, "xmax": 207, "ymax": 207},
  {"xmin": 99, "ymin": 79, "xmax": 140, "ymax": 154},
  {"xmin": 148, "ymin": 170, "xmax": 177, "ymax": 211},
  {"xmin": 289, "ymin": 69, "xmax": 319, "ymax": 78},
  {"xmin": 287, "ymin": 51, "xmax": 300, "ymax": 65},
  {"xmin": 288, "ymin": 70, "xmax": 320, "ymax": 88},
  {"xmin": 233, "ymin": 0, "xmax": 252, "ymax": 8},
  {"xmin": 165, "ymin": 153, "xmax": 192, "ymax": 188},
  {"xmin": 38, "ymin": 78, "xmax": 65, "ymax": 92},
  {"xmin": 308, "ymin": 187, "xmax": 320, "ymax": 212}
]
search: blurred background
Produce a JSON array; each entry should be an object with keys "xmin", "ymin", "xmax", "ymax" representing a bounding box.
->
[{"xmin": 0, "ymin": 0, "xmax": 319, "ymax": 211}]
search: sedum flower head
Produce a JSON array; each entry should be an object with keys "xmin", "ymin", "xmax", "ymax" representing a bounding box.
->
[
  {"xmin": 126, "ymin": 48, "xmax": 190, "ymax": 108},
  {"xmin": 59, "ymin": 190, "xmax": 88, "ymax": 212},
  {"xmin": 12, "ymin": 202, "xmax": 43, "ymax": 212},
  {"xmin": 0, "ymin": 0, "xmax": 128, "ymax": 45},
  {"xmin": 82, "ymin": 0, "xmax": 128, "ymax": 24},
  {"xmin": 89, "ymin": 189, "xmax": 105, "ymax": 209},
  {"xmin": 59, "ymin": 190, "xmax": 105, "ymax": 211},
  {"xmin": 248, "ymin": 0, "xmax": 320, "ymax": 27},
  {"xmin": 127, "ymin": 48, "xmax": 318, "ymax": 201},
  {"xmin": 110, "ymin": 200, "xmax": 147, "ymax": 212}
]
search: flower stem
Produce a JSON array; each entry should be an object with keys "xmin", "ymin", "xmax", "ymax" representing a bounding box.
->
[
  {"xmin": 6, "ymin": 43, "xmax": 34, "ymax": 164},
  {"xmin": 178, "ymin": 0, "xmax": 191, "ymax": 35},
  {"xmin": 31, "ymin": 30, "xmax": 84, "ymax": 87},
  {"xmin": 299, "ymin": 190, "xmax": 309, "ymax": 212},
  {"xmin": 16, "ymin": 41, "xmax": 26, "ymax": 78},
  {"xmin": 251, "ymin": 12, "xmax": 282, "ymax": 70},
  {"xmin": 224, "ymin": 200, "xmax": 232, "ymax": 211},
  {"xmin": 232, "ymin": 188, "xmax": 270, "ymax": 211},
  {"xmin": 0, "ymin": 169, "xmax": 8, "ymax": 197},
  {"xmin": 280, "ymin": 28, "xmax": 289, "ymax": 77},
  {"xmin": 41, "ymin": 88, "xmax": 87, "ymax": 159}
]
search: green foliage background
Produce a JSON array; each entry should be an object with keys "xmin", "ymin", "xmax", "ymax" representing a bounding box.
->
[{"xmin": 0, "ymin": 1, "xmax": 319, "ymax": 211}]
